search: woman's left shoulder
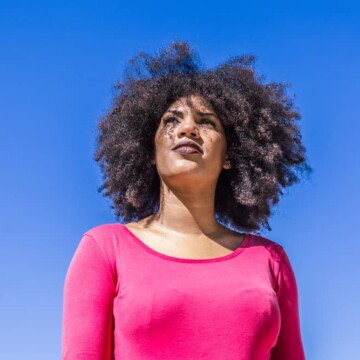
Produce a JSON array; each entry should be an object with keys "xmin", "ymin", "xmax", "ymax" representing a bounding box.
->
[{"xmin": 247, "ymin": 232, "xmax": 285, "ymax": 263}]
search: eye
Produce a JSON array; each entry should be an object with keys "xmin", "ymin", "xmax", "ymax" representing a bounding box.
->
[
  {"xmin": 163, "ymin": 117, "xmax": 216, "ymax": 127},
  {"xmin": 164, "ymin": 117, "xmax": 179, "ymax": 124},
  {"xmin": 200, "ymin": 118, "xmax": 216, "ymax": 127}
]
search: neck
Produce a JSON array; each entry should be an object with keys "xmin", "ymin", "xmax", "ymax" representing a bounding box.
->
[{"xmin": 150, "ymin": 181, "xmax": 222, "ymax": 237}]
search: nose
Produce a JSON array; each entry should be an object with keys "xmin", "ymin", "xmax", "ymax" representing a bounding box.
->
[{"xmin": 177, "ymin": 115, "xmax": 200, "ymax": 138}]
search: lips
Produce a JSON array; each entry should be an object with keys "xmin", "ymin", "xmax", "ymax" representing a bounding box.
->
[
  {"xmin": 172, "ymin": 140, "xmax": 203, "ymax": 154},
  {"xmin": 173, "ymin": 146, "xmax": 201, "ymax": 154}
]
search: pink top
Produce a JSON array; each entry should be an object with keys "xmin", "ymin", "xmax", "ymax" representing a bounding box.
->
[{"xmin": 61, "ymin": 223, "xmax": 306, "ymax": 360}]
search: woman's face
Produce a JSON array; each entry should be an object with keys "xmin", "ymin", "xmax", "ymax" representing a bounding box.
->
[{"xmin": 153, "ymin": 95, "xmax": 229, "ymax": 188}]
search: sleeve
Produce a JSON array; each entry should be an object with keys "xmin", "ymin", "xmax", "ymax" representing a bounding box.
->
[
  {"xmin": 61, "ymin": 234, "xmax": 116, "ymax": 360},
  {"xmin": 270, "ymin": 247, "xmax": 306, "ymax": 360}
]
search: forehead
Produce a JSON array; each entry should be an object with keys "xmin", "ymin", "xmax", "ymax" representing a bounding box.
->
[{"xmin": 166, "ymin": 95, "xmax": 215, "ymax": 113}]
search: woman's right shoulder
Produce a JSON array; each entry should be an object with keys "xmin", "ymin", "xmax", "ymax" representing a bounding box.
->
[
  {"xmin": 82, "ymin": 222, "xmax": 125, "ymax": 239},
  {"xmin": 79, "ymin": 222, "xmax": 128, "ymax": 253}
]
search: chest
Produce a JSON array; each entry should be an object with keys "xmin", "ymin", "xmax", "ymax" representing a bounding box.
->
[
  {"xmin": 113, "ymin": 254, "xmax": 280, "ymax": 357},
  {"xmin": 124, "ymin": 225, "xmax": 244, "ymax": 260}
]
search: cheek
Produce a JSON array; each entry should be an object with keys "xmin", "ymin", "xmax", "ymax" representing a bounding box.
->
[
  {"xmin": 155, "ymin": 126, "xmax": 177, "ymax": 153},
  {"xmin": 203, "ymin": 131, "xmax": 227, "ymax": 158}
]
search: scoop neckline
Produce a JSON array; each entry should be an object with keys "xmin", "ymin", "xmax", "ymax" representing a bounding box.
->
[{"xmin": 120, "ymin": 223, "xmax": 252, "ymax": 263}]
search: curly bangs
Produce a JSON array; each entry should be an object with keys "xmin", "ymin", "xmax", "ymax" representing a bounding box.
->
[{"xmin": 94, "ymin": 40, "xmax": 312, "ymax": 233}]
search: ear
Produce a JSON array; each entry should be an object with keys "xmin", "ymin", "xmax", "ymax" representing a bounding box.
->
[
  {"xmin": 150, "ymin": 158, "xmax": 156, "ymax": 165},
  {"xmin": 223, "ymin": 155, "xmax": 232, "ymax": 170}
]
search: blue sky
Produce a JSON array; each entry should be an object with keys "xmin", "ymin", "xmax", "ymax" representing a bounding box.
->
[{"xmin": 0, "ymin": 1, "xmax": 359, "ymax": 359}]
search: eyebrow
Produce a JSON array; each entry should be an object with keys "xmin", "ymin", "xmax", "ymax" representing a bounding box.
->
[{"xmin": 166, "ymin": 109, "xmax": 217, "ymax": 117}]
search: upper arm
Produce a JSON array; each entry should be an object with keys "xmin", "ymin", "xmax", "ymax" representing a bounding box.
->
[
  {"xmin": 61, "ymin": 234, "xmax": 116, "ymax": 360},
  {"xmin": 270, "ymin": 248, "xmax": 306, "ymax": 360}
]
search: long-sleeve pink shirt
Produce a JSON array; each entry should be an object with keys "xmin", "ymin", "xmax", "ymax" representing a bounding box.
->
[{"xmin": 61, "ymin": 223, "xmax": 306, "ymax": 359}]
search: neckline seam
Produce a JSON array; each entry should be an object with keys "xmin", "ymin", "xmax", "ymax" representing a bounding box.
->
[{"xmin": 119, "ymin": 223, "xmax": 252, "ymax": 263}]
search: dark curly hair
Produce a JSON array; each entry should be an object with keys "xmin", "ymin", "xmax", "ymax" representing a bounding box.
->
[{"xmin": 94, "ymin": 40, "xmax": 312, "ymax": 233}]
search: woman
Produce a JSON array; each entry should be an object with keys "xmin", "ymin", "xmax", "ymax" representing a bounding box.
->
[{"xmin": 61, "ymin": 41, "xmax": 311, "ymax": 359}]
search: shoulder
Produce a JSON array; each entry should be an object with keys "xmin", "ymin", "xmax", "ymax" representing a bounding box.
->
[
  {"xmin": 67, "ymin": 224, "xmax": 120, "ymax": 292},
  {"xmin": 82, "ymin": 222, "xmax": 124, "ymax": 241},
  {"xmin": 247, "ymin": 233, "xmax": 290, "ymax": 290},
  {"xmin": 79, "ymin": 222, "xmax": 126, "ymax": 262},
  {"xmin": 248, "ymin": 232, "xmax": 285, "ymax": 265}
]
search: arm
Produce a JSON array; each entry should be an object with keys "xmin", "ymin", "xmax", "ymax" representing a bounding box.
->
[
  {"xmin": 270, "ymin": 248, "xmax": 306, "ymax": 360},
  {"xmin": 61, "ymin": 234, "xmax": 116, "ymax": 360}
]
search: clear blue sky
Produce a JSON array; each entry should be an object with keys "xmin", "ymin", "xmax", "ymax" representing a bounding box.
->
[{"xmin": 0, "ymin": 1, "xmax": 359, "ymax": 359}]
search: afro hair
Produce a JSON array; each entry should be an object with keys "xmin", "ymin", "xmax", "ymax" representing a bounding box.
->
[{"xmin": 94, "ymin": 40, "xmax": 312, "ymax": 233}]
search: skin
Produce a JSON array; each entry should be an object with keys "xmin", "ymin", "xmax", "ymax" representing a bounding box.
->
[{"xmin": 125, "ymin": 95, "xmax": 246, "ymax": 259}]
